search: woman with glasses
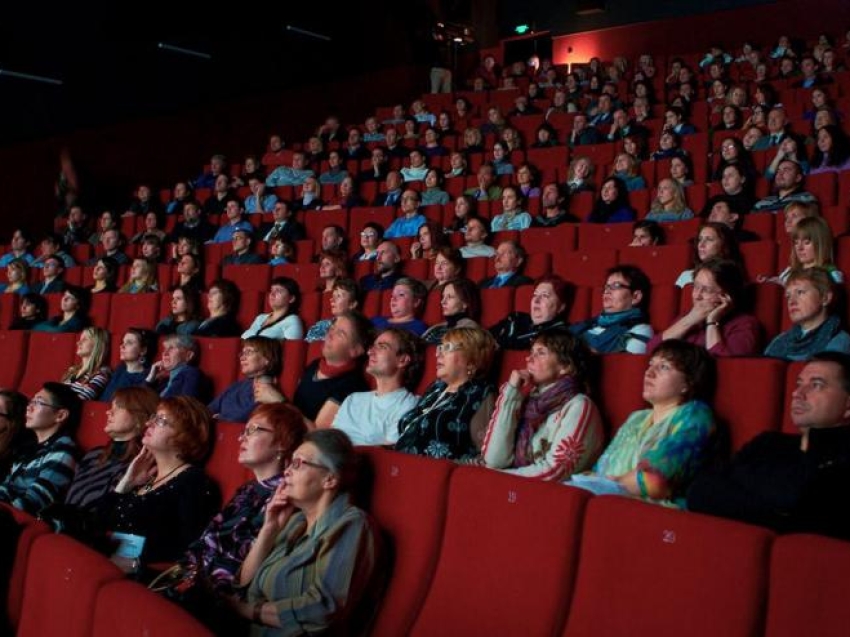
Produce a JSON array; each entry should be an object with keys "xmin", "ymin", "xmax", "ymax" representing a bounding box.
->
[
  {"xmin": 395, "ymin": 327, "xmax": 496, "ymax": 461},
  {"xmin": 242, "ymin": 277, "xmax": 303, "ymax": 341},
  {"xmin": 61, "ymin": 327, "xmax": 112, "ymax": 401},
  {"xmin": 482, "ymin": 330, "xmax": 603, "ymax": 480},
  {"xmin": 647, "ymin": 258, "xmax": 761, "ymax": 357},
  {"xmin": 352, "ymin": 223, "xmax": 384, "ymax": 262},
  {"xmin": 570, "ymin": 266, "xmax": 654, "ymax": 354},
  {"xmin": 567, "ymin": 340, "xmax": 715, "ymax": 507},
  {"xmin": 154, "ymin": 404, "xmax": 306, "ymax": 627},
  {"xmin": 98, "ymin": 396, "xmax": 220, "ymax": 572},
  {"xmin": 208, "ymin": 337, "xmax": 283, "ymax": 423},
  {"xmin": 40, "ymin": 387, "xmax": 159, "ymax": 533},
  {"xmin": 232, "ymin": 429, "xmax": 380, "ymax": 635}
]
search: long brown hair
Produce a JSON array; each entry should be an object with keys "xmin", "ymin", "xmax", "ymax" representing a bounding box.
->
[{"xmin": 99, "ymin": 386, "xmax": 160, "ymax": 465}]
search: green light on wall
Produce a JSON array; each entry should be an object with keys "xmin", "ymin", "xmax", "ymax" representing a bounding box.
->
[{"xmin": 514, "ymin": 24, "xmax": 531, "ymax": 35}]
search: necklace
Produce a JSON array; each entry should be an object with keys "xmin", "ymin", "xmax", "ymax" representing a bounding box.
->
[{"xmin": 139, "ymin": 463, "xmax": 187, "ymax": 495}]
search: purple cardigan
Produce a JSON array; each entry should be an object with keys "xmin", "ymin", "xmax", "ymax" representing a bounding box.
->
[{"xmin": 647, "ymin": 313, "xmax": 762, "ymax": 357}]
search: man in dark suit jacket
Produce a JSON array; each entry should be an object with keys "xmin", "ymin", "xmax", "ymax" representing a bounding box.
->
[
  {"xmin": 36, "ymin": 255, "xmax": 67, "ymax": 294},
  {"xmin": 259, "ymin": 200, "xmax": 306, "ymax": 244},
  {"xmin": 373, "ymin": 171, "xmax": 404, "ymax": 207},
  {"xmin": 479, "ymin": 240, "xmax": 534, "ymax": 289},
  {"xmin": 169, "ymin": 202, "xmax": 217, "ymax": 244}
]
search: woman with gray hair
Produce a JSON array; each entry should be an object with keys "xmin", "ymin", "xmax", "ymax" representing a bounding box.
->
[{"xmin": 231, "ymin": 429, "xmax": 380, "ymax": 635}]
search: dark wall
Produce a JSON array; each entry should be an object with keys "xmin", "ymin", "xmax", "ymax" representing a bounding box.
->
[{"xmin": 0, "ymin": 64, "xmax": 426, "ymax": 239}]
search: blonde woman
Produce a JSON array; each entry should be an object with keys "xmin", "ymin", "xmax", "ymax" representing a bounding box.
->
[
  {"xmin": 119, "ymin": 257, "xmax": 159, "ymax": 293},
  {"xmin": 645, "ymin": 178, "xmax": 694, "ymax": 222},
  {"xmin": 0, "ymin": 259, "xmax": 31, "ymax": 295},
  {"xmin": 62, "ymin": 327, "xmax": 112, "ymax": 401},
  {"xmin": 765, "ymin": 216, "xmax": 844, "ymax": 285}
]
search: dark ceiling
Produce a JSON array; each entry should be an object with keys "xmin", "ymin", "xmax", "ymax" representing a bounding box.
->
[{"xmin": 0, "ymin": 4, "xmax": 439, "ymax": 145}]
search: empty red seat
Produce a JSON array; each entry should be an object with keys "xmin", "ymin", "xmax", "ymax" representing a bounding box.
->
[
  {"xmin": 562, "ymin": 496, "xmax": 774, "ymax": 637},
  {"xmin": 359, "ymin": 448, "xmax": 454, "ymax": 637},
  {"xmin": 92, "ymin": 579, "xmax": 213, "ymax": 637},
  {"xmin": 409, "ymin": 467, "xmax": 590, "ymax": 637},
  {"xmin": 17, "ymin": 534, "xmax": 123, "ymax": 637},
  {"xmin": 714, "ymin": 357, "xmax": 786, "ymax": 451},
  {"xmin": 18, "ymin": 332, "xmax": 79, "ymax": 397},
  {"xmin": 519, "ymin": 224, "xmax": 578, "ymax": 255},
  {"xmin": 0, "ymin": 330, "xmax": 28, "ymax": 391},
  {"xmin": 764, "ymin": 534, "xmax": 850, "ymax": 637}
]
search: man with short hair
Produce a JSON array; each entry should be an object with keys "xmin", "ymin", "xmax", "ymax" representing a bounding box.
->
[
  {"xmin": 360, "ymin": 241, "xmax": 402, "ymax": 291},
  {"xmin": 384, "ymin": 190, "xmax": 426, "ymax": 239},
  {"xmin": 460, "ymin": 216, "xmax": 496, "ymax": 258},
  {"xmin": 568, "ymin": 113, "xmax": 602, "ymax": 147},
  {"xmin": 689, "ymin": 352, "xmax": 850, "ymax": 539},
  {"xmin": 210, "ymin": 200, "xmax": 255, "ymax": 244},
  {"xmin": 222, "ymin": 229, "xmax": 265, "ymax": 265},
  {"xmin": 0, "ymin": 229, "xmax": 36, "ymax": 266},
  {"xmin": 146, "ymin": 335, "xmax": 209, "ymax": 400},
  {"xmin": 36, "ymin": 255, "xmax": 67, "ymax": 294},
  {"xmin": 753, "ymin": 159, "xmax": 817, "ymax": 212},
  {"xmin": 479, "ymin": 240, "xmax": 533, "ymax": 289},
  {"xmin": 373, "ymin": 171, "xmax": 405, "ymax": 207},
  {"xmin": 265, "ymin": 152, "xmax": 315, "ymax": 187},
  {"xmin": 752, "ymin": 107, "xmax": 789, "ymax": 150},
  {"xmin": 292, "ymin": 311, "xmax": 373, "ymax": 428},
  {"xmin": 0, "ymin": 383, "xmax": 79, "ymax": 515},
  {"xmin": 359, "ymin": 147, "xmax": 389, "ymax": 183},
  {"xmin": 89, "ymin": 228, "xmax": 129, "ymax": 265},
  {"xmin": 319, "ymin": 225, "xmax": 346, "ymax": 253},
  {"xmin": 333, "ymin": 328, "xmax": 422, "ymax": 445},
  {"xmin": 534, "ymin": 183, "xmax": 575, "ymax": 227},
  {"xmin": 260, "ymin": 201, "xmax": 306, "ymax": 243},
  {"xmin": 464, "ymin": 163, "xmax": 503, "ymax": 202},
  {"xmin": 244, "ymin": 176, "xmax": 278, "ymax": 214},
  {"xmin": 169, "ymin": 201, "xmax": 216, "ymax": 244},
  {"xmin": 165, "ymin": 181, "xmax": 195, "ymax": 215}
]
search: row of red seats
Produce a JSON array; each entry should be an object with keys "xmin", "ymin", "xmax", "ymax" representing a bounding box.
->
[
  {"xmin": 9, "ymin": 448, "xmax": 850, "ymax": 636},
  {"xmin": 5, "ymin": 506, "xmax": 210, "ymax": 636}
]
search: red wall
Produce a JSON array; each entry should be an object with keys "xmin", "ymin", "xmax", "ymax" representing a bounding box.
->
[{"xmin": 552, "ymin": 0, "xmax": 850, "ymax": 65}]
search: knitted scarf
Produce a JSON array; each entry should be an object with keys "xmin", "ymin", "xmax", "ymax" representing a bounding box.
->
[
  {"xmin": 571, "ymin": 308, "xmax": 646, "ymax": 354},
  {"xmin": 514, "ymin": 375, "xmax": 579, "ymax": 467},
  {"xmin": 766, "ymin": 314, "xmax": 843, "ymax": 361}
]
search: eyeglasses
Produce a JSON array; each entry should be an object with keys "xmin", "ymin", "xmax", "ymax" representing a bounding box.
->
[
  {"xmin": 436, "ymin": 342, "xmax": 463, "ymax": 355},
  {"xmin": 288, "ymin": 456, "xmax": 329, "ymax": 472},
  {"xmin": 148, "ymin": 414, "xmax": 172, "ymax": 428},
  {"xmin": 603, "ymin": 282, "xmax": 632, "ymax": 292},
  {"xmin": 29, "ymin": 397, "xmax": 59, "ymax": 410},
  {"xmin": 239, "ymin": 423, "xmax": 274, "ymax": 439}
]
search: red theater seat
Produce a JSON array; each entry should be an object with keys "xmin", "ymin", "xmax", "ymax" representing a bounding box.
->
[
  {"xmin": 206, "ymin": 421, "xmax": 251, "ymax": 502},
  {"xmin": 765, "ymin": 534, "xmax": 850, "ymax": 637},
  {"xmin": 78, "ymin": 401, "xmax": 110, "ymax": 453},
  {"xmin": 93, "ymin": 580, "xmax": 213, "ymax": 637},
  {"xmin": 196, "ymin": 337, "xmax": 241, "ymax": 398},
  {"xmin": 562, "ymin": 496, "xmax": 774, "ymax": 637},
  {"xmin": 4, "ymin": 508, "xmax": 50, "ymax": 631},
  {"xmin": 596, "ymin": 354, "xmax": 648, "ymax": 435},
  {"xmin": 17, "ymin": 534, "xmax": 123, "ymax": 637},
  {"xmin": 714, "ymin": 357, "xmax": 786, "ymax": 452},
  {"xmin": 221, "ymin": 264, "xmax": 271, "ymax": 293},
  {"xmin": 409, "ymin": 468, "xmax": 590, "ymax": 637},
  {"xmin": 619, "ymin": 244, "xmax": 692, "ymax": 285},
  {"xmin": 0, "ymin": 330, "xmax": 28, "ymax": 390},
  {"xmin": 359, "ymin": 448, "xmax": 454, "ymax": 637},
  {"xmin": 18, "ymin": 332, "xmax": 79, "ymax": 397}
]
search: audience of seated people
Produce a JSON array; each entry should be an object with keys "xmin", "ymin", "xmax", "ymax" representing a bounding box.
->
[{"xmin": 6, "ymin": 26, "xmax": 850, "ymax": 634}]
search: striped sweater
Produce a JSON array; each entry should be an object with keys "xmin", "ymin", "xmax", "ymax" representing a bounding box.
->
[{"xmin": 0, "ymin": 433, "xmax": 78, "ymax": 515}]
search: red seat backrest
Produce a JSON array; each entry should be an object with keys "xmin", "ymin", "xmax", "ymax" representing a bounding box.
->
[
  {"xmin": 562, "ymin": 497, "xmax": 774, "ymax": 637},
  {"xmin": 359, "ymin": 448, "xmax": 454, "ymax": 637},
  {"xmin": 410, "ymin": 468, "xmax": 590, "ymax": 637},
  {"xmin": 0, "ymin": 330, "xmax": 28, "ymax": 391},
  {"xmin": 18, "ymin": 332, "xmax": 79, "ymax": 398},
  {"xmin": 765, "ymin": 534, "xmax": 850, "ymax": 637}
]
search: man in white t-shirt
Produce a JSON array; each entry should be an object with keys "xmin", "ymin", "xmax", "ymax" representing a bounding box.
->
[{"xmin": 333, "ymin": 328, "xmax": 423, "ymax": 445}]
